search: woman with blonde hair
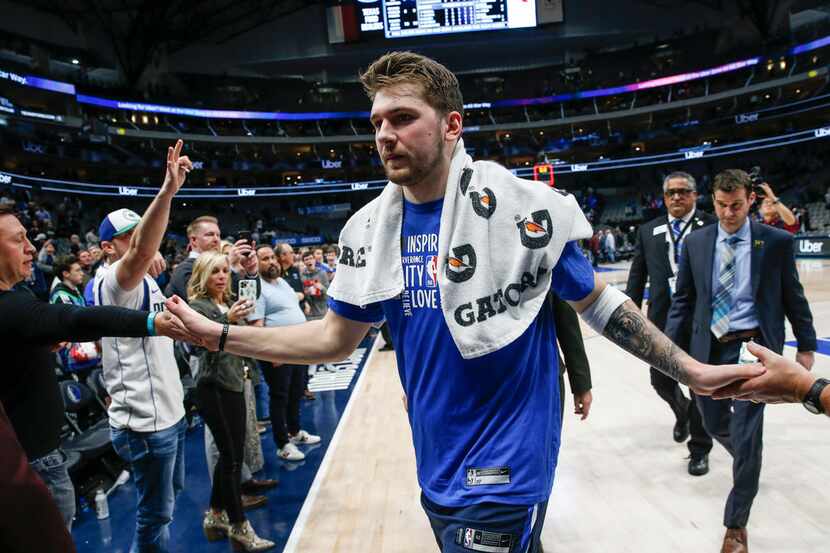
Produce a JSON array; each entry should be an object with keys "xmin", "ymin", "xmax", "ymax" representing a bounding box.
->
[{"xmin": 187, "ymin": 251, "xmax": 273, "ymax": 551}]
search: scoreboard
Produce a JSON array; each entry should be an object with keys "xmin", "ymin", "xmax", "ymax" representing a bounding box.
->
[{"xmin": 355, "ymin": 0, "xmax": 537, "ymax": 39}]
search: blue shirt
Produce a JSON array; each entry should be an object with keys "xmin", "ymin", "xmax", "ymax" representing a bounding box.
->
[
  {"xmin": 250, "ymin": 277, "xmax": 307, "ymax": 327},
  {"xmin": 711, "ymin": 218, "xmax": 758, "ymax": 331},
  {"xmin": 329, "ymin": 197, "xmax": 595, "ymax": 507}
]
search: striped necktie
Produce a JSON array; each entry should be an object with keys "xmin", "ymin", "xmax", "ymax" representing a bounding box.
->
[
  {"xmin": 710, "ymin": 236, "xmax": 740, "ymax": 339},
  {"xmin": 671, "ymin": 219, "xmax": 684, "ymax": 264}
]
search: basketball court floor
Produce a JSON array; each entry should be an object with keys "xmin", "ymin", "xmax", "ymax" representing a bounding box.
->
[{"xmin": 72, "ymin": 259, "xmax": 830, "ymax": 553}]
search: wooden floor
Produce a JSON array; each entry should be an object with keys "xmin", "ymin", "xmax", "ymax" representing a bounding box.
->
[{"xmin": 285, "ymin": 259, "xmax": 830, "ymax": 553}]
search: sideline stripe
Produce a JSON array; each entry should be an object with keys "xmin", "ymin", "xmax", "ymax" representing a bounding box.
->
[{"xmin": 282, "ymin": 335, "xmax": 380, "ymax": 553}]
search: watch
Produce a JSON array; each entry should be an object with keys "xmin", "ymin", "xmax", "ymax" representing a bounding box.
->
[{"xmin": 802, "ymin": 377, "xmax": 830, "ymax": 415}]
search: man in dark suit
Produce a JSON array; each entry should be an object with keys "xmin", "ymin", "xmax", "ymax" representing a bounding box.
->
[
  {"xmin": 626, "ymin": 171, "xmax": 715, "ymax": 475},
  {"xmin": 665, "ymin": 169, "xmax": 816, "ymax": 553}
]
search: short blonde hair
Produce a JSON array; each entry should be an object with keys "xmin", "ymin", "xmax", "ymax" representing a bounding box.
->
[
  {"xmin": 360, "ymin": 51, "xmax": 463, "ymax": 116},
  {"xmin": 187, "ymin": 251, "xmax": 231, "ymax": 304},
  {"xmin": 187, "ymin": 215, "xmax": 219, "ymax": 239}
]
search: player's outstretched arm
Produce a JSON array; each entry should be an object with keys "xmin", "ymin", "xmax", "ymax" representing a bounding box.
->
[
  {"xmin": 165, "ymin": 296, "xmax": 371, "ymax": 364},
  {"xmin": 569, "ymin": 276, "xmax": 765, "ymax": 395}
]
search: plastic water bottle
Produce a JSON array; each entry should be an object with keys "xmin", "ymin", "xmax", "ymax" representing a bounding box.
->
[{"xmin": 94, "ymin": 488, "xmax": 110, "ymax": 520}]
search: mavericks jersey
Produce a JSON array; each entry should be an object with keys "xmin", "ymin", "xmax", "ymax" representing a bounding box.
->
[
  {"xmin": 329, "ymin": 198, "xmax": 595, "ymax": 507},
  {"xmin": 95, "ymin": 260, "xmax": 184, "ymax": 432}
]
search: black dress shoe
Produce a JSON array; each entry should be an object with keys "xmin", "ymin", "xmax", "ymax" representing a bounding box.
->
[
  {"xmin": 688, "ymin": 454, "xmax": 709, "ymax": 476},
  {"xmin": 673, "ymin": 418, "xmax": 690, "ymax": 443},
  {"xmin": 241, "ymin": 478, "xmax": 279, "ymax": 494}
]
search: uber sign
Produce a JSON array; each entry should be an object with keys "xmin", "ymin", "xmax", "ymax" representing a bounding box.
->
[
  {"xmin": 0, "ymin": 173, "xmax": 11, "ymax": 185},
  {"xmin": 798, "ymin": 239, "xmax": 825, "ymax": 255},
  {"xmin": 118, "ymin": 186, "xmax": 138, "ymax": 196}
]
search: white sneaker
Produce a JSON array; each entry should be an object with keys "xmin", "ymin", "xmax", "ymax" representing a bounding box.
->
[
  {"xmin": 290, "ymin": 430, "xmax": 321, "ymax": 446},
  {"xmin": 277, "ymin": 442, "xmax": 305, "ymax": 461}
]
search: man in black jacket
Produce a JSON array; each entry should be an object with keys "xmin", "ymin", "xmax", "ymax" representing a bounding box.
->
[
  {"xmin": 0, "ymin": 204, "xmax": 191, "ymax": 531},
  {"xmin": 626, "ymin": 171, "xmax": 716, "ymax": 475}
]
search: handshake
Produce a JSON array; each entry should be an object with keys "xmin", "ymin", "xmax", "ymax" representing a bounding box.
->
[
  {"xmin": 711, "ymin": 341, "xmax": 826, "ymax": 410},
  {"xmin": 158, "ymin": 294, "xmax": 826, "ymax": 414}
]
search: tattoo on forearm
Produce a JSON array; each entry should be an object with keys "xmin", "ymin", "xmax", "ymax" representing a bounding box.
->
[{"xmin": 602, "ymin": 301, "xmax": 689, "ymax": 385}]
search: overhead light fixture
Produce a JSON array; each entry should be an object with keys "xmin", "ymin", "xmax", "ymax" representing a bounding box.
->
[{"xmin": 71, "ymin": 58, "xmax": 80, "ymax": 65}]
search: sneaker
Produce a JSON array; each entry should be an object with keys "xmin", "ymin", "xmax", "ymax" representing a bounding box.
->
[
  {"xmin": 290, "ymin": 429, "xmax": 321, "ymax": 446},
  {"xmin": 277, "ymin": 442, "xmax": 305, "ymax": 461}
]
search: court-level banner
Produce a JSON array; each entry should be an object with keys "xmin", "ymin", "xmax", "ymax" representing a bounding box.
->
[{"xmin": 795, "ymin": 236, "xmax": 830, "ymax": 257}]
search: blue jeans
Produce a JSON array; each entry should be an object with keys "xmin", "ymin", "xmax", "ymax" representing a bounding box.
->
[
  {"xmin": 29, "ymin": 449, "xmax": 76, "ymax": 530},
  {"xmin": 112, "ymin": 418, "xmax": 186, "ymax": 553},
  {"xmin": 255, "ymin": 361, "xmax": 271, "ymax": 421}
]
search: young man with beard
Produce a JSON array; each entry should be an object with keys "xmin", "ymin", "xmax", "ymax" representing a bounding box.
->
[{"xmin": 166, "ymin": 52, "xmax": 762, "ymax": 553}]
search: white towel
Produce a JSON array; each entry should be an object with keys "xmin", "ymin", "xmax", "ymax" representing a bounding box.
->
[{"xmin": 328, "ymin": 139, "xmax": 593, "ymax": 359}]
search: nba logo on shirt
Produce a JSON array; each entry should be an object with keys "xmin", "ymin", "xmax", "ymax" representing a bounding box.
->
[
  {"xmin": 425, "ymin": 256, "xmax": 438, "ymax": 288},
  {"xmin": 464, "ymin": 529, "xmax": 474, "ymax": 548}
]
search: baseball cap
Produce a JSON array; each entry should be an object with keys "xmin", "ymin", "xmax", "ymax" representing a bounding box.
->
[{"xmin": 99, "ymin": 208, "xmax": 141, "ymax": 242}]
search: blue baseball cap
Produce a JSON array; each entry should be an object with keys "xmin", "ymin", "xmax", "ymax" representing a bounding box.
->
[{"xmin": 99, "ymin": 208, "xmax": 140, "ymax": 242}]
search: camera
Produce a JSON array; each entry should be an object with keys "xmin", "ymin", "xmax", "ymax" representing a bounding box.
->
[{"xmin": 748, "ymin": 166, "xmax": 765, "ymax": 197}]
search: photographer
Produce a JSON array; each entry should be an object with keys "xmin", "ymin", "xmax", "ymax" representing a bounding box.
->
[{"xmin": 755, "ymin": 182, "xmax": 800, "ymax": 234}]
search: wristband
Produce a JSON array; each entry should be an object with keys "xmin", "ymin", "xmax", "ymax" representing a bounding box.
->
[
  {"xmin": 147, "ymin": 312, "xmax": 158, "ymax": 336},
  {"xmin": 580, "ymin": 285, "xmax": 630, "ymax": 335},
  {"xmin": 218, "ymin": 323, "xmax": 230, "ymax": 351}
]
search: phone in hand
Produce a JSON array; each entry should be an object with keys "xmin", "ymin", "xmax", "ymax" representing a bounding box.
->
[
  {"xmin": 236, "ymin": 230, "xmax": 253, "ymax": 257},
  {"xmin": 238, "ymin": 279, "xmax": 258, "ymax": 302}
]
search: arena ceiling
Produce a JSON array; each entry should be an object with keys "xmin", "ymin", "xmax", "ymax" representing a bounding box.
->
[{"xmin": 13, "ymin": 0, "xmax": 325, "ymax": 83}]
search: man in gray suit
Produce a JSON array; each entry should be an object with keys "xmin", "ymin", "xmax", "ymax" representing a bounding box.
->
[{"xmin": 665, "ymin": 169, "xmax": 816, "ymax": 553}]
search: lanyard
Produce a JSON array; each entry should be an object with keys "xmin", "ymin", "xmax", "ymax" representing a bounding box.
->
[{"xmin": 667, "ymin": 216, "xmax": 694, "ymax": 260}]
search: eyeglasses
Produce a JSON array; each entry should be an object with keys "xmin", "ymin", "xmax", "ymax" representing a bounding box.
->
[{"xmin": 665, "ymin": 188, "xmax": 694, "ymax": 197}]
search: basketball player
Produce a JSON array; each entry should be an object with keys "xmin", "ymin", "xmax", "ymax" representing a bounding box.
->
[{"xmin": 166, "ymin": 53, "xmax": 762, "ymax": 552}]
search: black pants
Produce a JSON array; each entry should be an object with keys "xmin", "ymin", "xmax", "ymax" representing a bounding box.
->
[
  {"xmin": 650, "ymin": 367, "xmax": 713, "ymax": 457},
  {"xmin": 697, "ymin": 338, "xmax": 765, "ymax": 529},
  {"xmin": 261, "ymin": 362, "xmax": 306, "ymax": 447},
  {"xmin": 197, "ymin": 381, "xmax": 246, "ymax": 523},
  {"xmin": 380, "ymin": 322, "xmax": 394, "ymax": 349}
]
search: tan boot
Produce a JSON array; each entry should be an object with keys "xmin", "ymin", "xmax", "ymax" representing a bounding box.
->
[
  {"xmin": 202, "ymin": 509, "xmax": 230, "ymax": 541},
  {"xmin": 229, "ymin": 520, "xmax": 275, "ymax": 552}
]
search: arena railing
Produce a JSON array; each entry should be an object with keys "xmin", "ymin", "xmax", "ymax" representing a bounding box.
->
[{"xmin": 3, "ymin": 124, "xmax": 830, "ymax": 198}]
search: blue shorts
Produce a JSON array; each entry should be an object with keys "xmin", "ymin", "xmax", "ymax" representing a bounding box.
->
[{"xmin": 421, "ymin": 493, "xmax": 548, "ymax": 553}]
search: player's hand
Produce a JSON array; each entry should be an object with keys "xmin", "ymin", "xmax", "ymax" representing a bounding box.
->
[
  {"xmin": 686, "ymin": 358, "xmax": 765, "ymax": 396},
  {"xmin": 228, "ymin": 298, "xmax": 254, "ymax": 324},
  {"xmin": 148, "ymin": 252, "xmax": 167, "ymax": 279},
  {"xmin": 161, "ymin": 139, "xmax": 192, "ymax": 195},
  {"xmin": 164, "ymin": 296, "xmax": 222, "ymax": 350},
  {"xmin": 573, "ymin": 390, "xmax": 592, "ymax": 420}
]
